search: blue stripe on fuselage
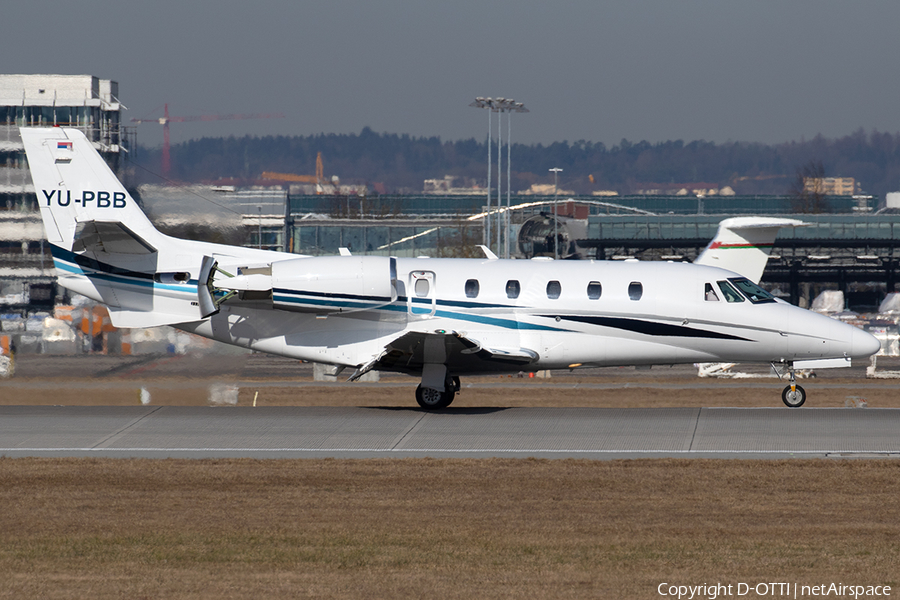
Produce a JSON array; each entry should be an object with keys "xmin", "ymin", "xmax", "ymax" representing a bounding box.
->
[{"xmin": 50, "ymin": 244, "xmax": 196, "ymax": 294}]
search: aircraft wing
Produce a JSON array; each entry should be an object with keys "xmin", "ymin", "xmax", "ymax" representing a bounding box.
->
[{"xmin": 349, "ymin": 331, "xmax": 538, "ymax": 380}]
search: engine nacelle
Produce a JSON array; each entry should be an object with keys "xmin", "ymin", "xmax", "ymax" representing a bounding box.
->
[{"xmin": 271, "ymin": 255, "xmax": 397, "ymax": 314}]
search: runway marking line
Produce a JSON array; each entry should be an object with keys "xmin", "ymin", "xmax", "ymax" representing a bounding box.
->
[{"xmin": 2, "ymin": 448, "xmax": 900, "ymax": 455}]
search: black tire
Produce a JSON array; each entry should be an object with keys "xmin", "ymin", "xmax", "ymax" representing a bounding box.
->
[
  {"xmin": 415, "ymin": 384, "xmax": 454, "ymax": 409},
  {"xmin": 782, "ymin": 384, "xmax": 806, "ymax": 408}
]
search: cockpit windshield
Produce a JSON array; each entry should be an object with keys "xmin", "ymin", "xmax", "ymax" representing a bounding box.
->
[
  {"xmin": 729, "ymin": 277, "xmax": 776, "ymax": 304},
  {"xmin": 716, "ymin": 280, "xmax": 744, "ymax": 303}
]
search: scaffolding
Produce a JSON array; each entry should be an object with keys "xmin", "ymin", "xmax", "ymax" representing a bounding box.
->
[{"xmin": 0, "ymin": 74, "xmax": 130, "ymax": 209}]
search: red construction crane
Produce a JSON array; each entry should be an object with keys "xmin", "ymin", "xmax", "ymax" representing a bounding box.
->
[{"xmin": 131, "ymin": 103, "xmax": 285, "ymax": 178}]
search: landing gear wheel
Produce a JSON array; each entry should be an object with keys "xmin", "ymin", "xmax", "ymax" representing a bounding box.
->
[
  {"xmin": 782, "ymin": 385, "xmax": 806, "ymax": 408},
  {"xmin": 416, "ymin": 384, "xmax": 454, "ymax": 410}
]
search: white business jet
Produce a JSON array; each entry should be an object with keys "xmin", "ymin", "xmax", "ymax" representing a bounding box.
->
[{"xmin": 21, "ymin": 127, "xmax": 880, "ymax": 409}]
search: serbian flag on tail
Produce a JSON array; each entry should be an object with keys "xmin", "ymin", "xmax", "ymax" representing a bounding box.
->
[{"xmin": 57, "ymin": 141, "xmax": 73, "ymax": 150}]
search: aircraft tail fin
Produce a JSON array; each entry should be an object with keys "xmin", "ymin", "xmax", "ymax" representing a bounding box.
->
[
  {"xmin": 695, "ymin": 217, "xmax": 806, "ymax": 283},
  {"xmin": 19, "ymin": 127, "xmax": 161, "ymax": 252},
  {"xmin": 21, "ymin": 126, "xmax": 299, "ymax": 329}
]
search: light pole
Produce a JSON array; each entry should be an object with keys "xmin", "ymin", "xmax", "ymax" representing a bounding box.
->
[
  {"xmin": 549, "ymin": 168, "xmax": 562, "ymax": 259},
  {"xmin": 506, "ymin": 101, "xmax": 528, "ymax": 258},
  {"xmin": 505, "ymin": 105, "xmax": 511, "ymax": 258},
  {"xmin": 496, "ymin": 98, "xmax": 504, "ymax": 255},
  {"xmin": 257, "ymin": 205, "xmax": 262, "ymax": 250},
  {"xmin": 471, "ymin": 97, "xmax": 528, "ymax": 257},
  {"xmin": 469, "ymin": 97, "xmax": 493, "ymax": 248}
]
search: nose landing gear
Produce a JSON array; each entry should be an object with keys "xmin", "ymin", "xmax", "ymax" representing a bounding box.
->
[{"xmin": 780, "ymin": 363, "xmax": 806, "ymax": 408}]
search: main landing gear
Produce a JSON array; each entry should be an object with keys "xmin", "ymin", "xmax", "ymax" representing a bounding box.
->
[
  {"xmin": 780, "ymin": 363, "xmax": 806, "ymax": 408},
  {"xmin": 415, "ymin": 376, "xmax": 460, "ymax": 410}
]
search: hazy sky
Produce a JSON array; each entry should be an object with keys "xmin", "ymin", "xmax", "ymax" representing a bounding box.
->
[{"xmin": 7, "ymin": 1, "xmax": 900, "ymax": 147}]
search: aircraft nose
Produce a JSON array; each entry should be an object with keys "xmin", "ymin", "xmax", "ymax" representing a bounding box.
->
[{"xmin": 850, "ymin": 326, "xmax": 881, "ymax": 358}]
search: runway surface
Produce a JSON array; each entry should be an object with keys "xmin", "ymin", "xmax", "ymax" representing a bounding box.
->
[{"xmin": 1, "ymin": 406, "xmax": 899, "ymax": 459}]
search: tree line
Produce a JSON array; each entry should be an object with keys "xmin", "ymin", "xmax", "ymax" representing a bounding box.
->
[{"xmin": 131, "ymin": 127, "xmax": 900, "ymax": 199}]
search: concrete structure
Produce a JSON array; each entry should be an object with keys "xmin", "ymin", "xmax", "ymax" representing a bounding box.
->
[
  {"xmin": 0, "ymin": 74, "xmax": 129, "ymax": 210},
  {"xmin": 0, "ymin": 75, "xmax": 131, "ymax": 328}
]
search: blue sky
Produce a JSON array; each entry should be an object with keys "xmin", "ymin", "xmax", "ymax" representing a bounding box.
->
[{"xmin": 7, "ymin": 0, "xmax": 900, "ymax": 147}]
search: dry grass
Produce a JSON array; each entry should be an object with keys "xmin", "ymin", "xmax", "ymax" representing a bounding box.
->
[
  {"xmin": 4, "ymin": 379, "xmax": 900, "ymax": 408},
  {"xmin": 0, "ymin": 458, "xmax": 898, "ymax": 599}
]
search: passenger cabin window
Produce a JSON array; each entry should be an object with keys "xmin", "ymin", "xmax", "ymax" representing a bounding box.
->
[
  {"xmin": 730, "ymin": 277, "xmax": 776, "ymax": 304},
  {"xmin": 628, "ymin": 282, "xmax": 643, "ymax": 301},
  {"xmin": 717, "ymin": 280, "xmax": 745, "ymax": 303},
  {"xmin": 546, "ymin": 280, "xmax": 561, "ymax": 299},
  {"xmin": 415, "ymin": 278, "xmax": 430, "ymax": 297},
  {"xmin": 587, "ymin": 281, "xmax": 602, "ymax": 299},
  {"xmin": 506, "ymin": 280, "xmax": 520, "ymax": 299},
  {"xmin": 704, "ymin": 283, "xmax": 720, "ymax": 301},
  {"xmin": 465, "ymin": 279, "xmax": 480, "ymax": 298}
]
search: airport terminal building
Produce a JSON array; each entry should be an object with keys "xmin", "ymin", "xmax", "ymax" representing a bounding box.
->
[{"xmin": 3, "ymin": 74, "xmax": 900, "ymax": 358}]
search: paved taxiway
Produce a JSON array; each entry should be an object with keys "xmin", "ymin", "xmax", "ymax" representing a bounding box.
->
[{"xmin": 1, "ymin": 406, "xmax": 898, "ymax": 459}]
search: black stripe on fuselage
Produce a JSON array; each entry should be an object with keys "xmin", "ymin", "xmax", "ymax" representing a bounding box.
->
[
  {"xmin": 274, "ymin": 288, "xmax": 511, "ymax": 310},
  {"xmin": 51, "ymin": 244, "xmax": 156, "ymax": 281},
  {"xmin": 548, "ymin": 315, "xmax": 752, "ymax": 341}
]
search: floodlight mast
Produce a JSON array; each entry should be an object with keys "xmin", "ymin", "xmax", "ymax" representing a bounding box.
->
[
  {"xmin": 469, "ymin": 97, "xmax": 492, "ymax": 247},
  {"xmin": 507, "ymin": 101, "xmax": 528, "ymax": 258},
  {"xmin": 496, "ymin": 98, "xmax": 504, "ymax": 254},
  {"xmin": 470, "ymin": 97, "xmax": 528, "ymax": 257},
  {"xmin": 506, "ymin": 105, "xmax": 511, "ymax": 258}
]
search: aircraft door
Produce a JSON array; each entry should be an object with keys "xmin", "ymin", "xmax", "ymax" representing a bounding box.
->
[{"xmin": 408, "ymin": 271, "xmax": 436, "ymax": 318}]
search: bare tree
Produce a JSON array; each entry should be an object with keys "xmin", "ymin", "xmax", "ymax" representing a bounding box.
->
[
  {"xmin": 790, "ymin": 160, "xmax": 830, "ymax": 213},
  {"xmin": 436, "ymin": 215, "xmax": 481, "ymax": 258}
]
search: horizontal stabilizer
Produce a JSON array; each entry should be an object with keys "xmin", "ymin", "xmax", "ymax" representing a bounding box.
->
[{"xmin": 73, "ymin": 221, "xmax": 157, "ymax": 255}]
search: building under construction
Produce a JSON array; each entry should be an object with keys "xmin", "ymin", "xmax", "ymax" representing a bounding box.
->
[
  {"xmin": 1, "ymin": 74, "xmax": 130, "ymax": 210},
  {"xmin": 0, "ymin": 74, "xmax": 131, "ymax": 318}
]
